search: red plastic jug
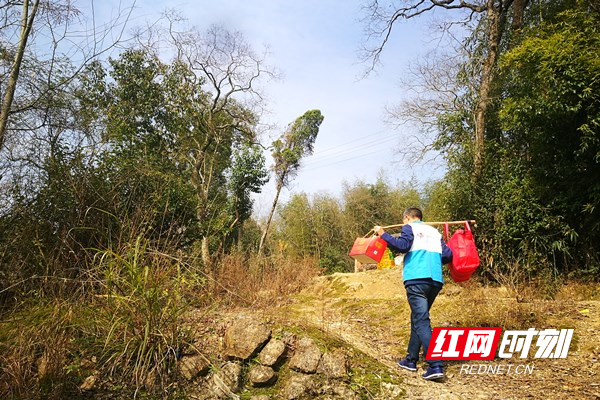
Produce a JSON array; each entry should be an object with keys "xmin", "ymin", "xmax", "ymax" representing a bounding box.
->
[{"xmin": 444, "ymin": 221, "xmax": 480, "ymax": 282}]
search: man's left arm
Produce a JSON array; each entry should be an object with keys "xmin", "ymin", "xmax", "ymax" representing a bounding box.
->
[{"xmin": 441, "ymin": 239, "xmax": 453, "ymax": 265}]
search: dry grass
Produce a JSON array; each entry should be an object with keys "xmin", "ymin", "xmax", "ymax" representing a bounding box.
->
[
  {"xmin": 0, "ymin": 249, "xmax": 323, "ymax": 399},
  {"xmin": 0, "ymin": 239, "xmax": 200, "ymax": 399},
  {"xmin": 555, "ymin": 281, "xmax": 600, "ymax": 301},
  {"xmin": 3, "ymin": 247, "xmax": 595, "ymax": 400},
  {"xmin": 207, "ymin": 253, "xmax": 322, "ymax": 308},
  {"xmin": 0, "ymin": 299, "xmax": 81, "ymax": 399},
  {"xmin": 434, "ymin": 280, "xmax": 581, "ymax": 330}
]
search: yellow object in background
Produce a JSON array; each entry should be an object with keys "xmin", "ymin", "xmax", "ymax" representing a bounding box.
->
[{"xmin": 377, "ymin": 248, "xmax": 395, "ymax": 269}]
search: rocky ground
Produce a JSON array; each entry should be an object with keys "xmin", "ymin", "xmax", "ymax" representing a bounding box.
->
[
  {"xmin": 267, "ymin": 268, "xmax": 600, "ymax": 400},
  {"xmin": 181, "ymin": 268, "xmax": 600, "ymax": 399}
]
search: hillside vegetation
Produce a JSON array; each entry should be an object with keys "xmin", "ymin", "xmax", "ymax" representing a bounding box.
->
[{"xmin": 1, "ymin": 0, "xmax": 599, "ymax": 398}]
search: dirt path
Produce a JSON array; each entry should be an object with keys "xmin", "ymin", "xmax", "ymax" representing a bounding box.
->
[{"xmin": 278, "ymin": 269, "xmax": 600, "ymax": 400}]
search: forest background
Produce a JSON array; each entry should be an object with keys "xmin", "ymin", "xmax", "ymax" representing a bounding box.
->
[{"xmin": 0, "ymin": 0, "xmax": 599, "ymax": 398}]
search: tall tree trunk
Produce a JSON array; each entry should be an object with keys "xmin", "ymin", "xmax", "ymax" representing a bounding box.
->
[
  {"xmin": 474, "ymin": 0, "xmax": 505, "ymax": 176},
  {"xmin": 237, "ymin": 221, "xmax": 243, "ymax": 252},
  {"xmin": 201, "ymin": 236, "xmax": 211, "ymax": 267},
  {"xmin": 0, "ymin": 0, "xmax": 40, "ymax": 150},
  {"xmin": 511, "ymin": 0, "xmax": 527, "ymax": 31},
  {"xmin": 258, "ymin": 179, "xmax": 283, "ymax": 255}
]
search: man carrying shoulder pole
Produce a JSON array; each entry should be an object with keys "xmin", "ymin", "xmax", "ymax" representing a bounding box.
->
[{"xmin": 374, "ymin": 207, "xmax": 453, "ymax": 381}]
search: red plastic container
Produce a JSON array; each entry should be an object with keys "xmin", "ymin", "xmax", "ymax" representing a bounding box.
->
[
  {"xmin": 348, "ymin": 236, "xmax": 388, "ymax": 264},
  {"xmin": 444, "ymin": 222, "xmax": 480, "ymax": 282}
]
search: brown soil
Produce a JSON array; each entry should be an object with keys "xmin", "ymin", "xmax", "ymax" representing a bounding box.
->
[{"xmin": 269, "ymin": 269, "xmax": 600, "ymax": 400}]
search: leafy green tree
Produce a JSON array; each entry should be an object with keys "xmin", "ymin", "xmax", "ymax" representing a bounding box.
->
[
  {"xmin": 361, "ymin": 0, "xmax": 600, "ymax": 279},
  {"xmin": 342, "ymin": 179, "xmax": 392, "ymax": 237},
  {"xmin": 273, "ymin": 192, "xmax": 350, "ymax": 273},
  {"xmin": 156, "ymin": 21, "xmax": 274, "ymax": 265},
  {"xmin": 311, "ymin": 193, "xmax": 349, "ymax": 273},
  {"xmin": 259, "ymin": 110, "xmax": 324, "ymax": 254},
  {"xmin": 275, "ymin": 193, "xmax": 315, "ymax": 258},
  {"xmin": 434, "ymin": 0, "xmax": 600, "ymax": 279},
  {"xmin": 421, "ymin": 180, "xmax": 453, "ymax": 223},
  {"xmin": 341, "ymin": 177, "xmax": 421, "ymax": 237},
  {"xmin": 73, "ymin": 45, "xmax": 266, "ymax": 255},
  {"xmin": 86, "ymin": 50, "xmax": 200, "ymax": 246},
  {"xmin": 79, "ymin": 20, "xmax": 274, "ymax": 265},
  {"xmin": 495, "ymin": 2, "xmax": 600, "ymax": 273},
  {"xmin": 225, "ymin": 143, "xmax": 270, "ymax": 250}
]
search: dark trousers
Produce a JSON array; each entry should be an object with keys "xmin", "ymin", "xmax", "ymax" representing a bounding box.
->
[{"xmin": 405, "ymin": 282, "xmax": 443, "ymax": 368}]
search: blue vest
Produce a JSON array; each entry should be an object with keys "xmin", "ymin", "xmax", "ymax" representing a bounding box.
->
[{"xmin": 403, "ymin": 222, "xmax": 444, "ymax": 283}]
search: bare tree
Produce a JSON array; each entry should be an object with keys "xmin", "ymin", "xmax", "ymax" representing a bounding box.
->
[
  {"xmin": 0, "ymin": 0, "xmax": 135, "ymax": 153},
  {"xmin": 137, "ymin": 14, "xmax": 278, "ymax": 265},
  {"xmin": 362, "ymin": 0, "xmax": 529, "ymax": 175},
  {"xmin": 0, "ymin": 0, "xmax": 40, "ymax": 151},
  {"xmin": 385, "ymin": 45, "xmax": 471, "ymax": 163}
]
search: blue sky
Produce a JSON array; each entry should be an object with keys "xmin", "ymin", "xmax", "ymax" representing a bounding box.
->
[{"xmin": 97, "ymin": 0, "xmax": 450, "ymax": 215}]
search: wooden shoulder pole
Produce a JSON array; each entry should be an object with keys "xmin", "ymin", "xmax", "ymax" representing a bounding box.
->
[
  {"xmin": 364, "ymin": 220, "xmax": 477, "ymax": 237},
  {"xmin": 382, "ymin": 220, "xmax": 477, "ymax": 230}
]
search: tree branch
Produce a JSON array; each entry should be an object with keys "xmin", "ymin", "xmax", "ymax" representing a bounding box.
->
[{"xmin": 361, "ymin": 0, "xmax": 488, "ymax": 73}]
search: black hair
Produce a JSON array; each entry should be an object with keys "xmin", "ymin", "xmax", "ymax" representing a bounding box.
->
[{"xmin": 403, "ymin": 207, "xmax": 423, "ymax": 220}]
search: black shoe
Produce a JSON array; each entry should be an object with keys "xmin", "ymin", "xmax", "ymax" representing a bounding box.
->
[
  {"xmin": 422, "ymin": 366, "xmax": 444, "ymax": 380},
  {"xmin": 398, "ymin": 358, "xmax": 417, "ymax": 372}
]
